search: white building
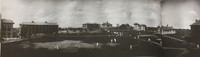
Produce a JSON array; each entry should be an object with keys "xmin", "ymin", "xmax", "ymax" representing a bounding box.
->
[
  {"xmin": 158, "ymin": 25, "xmax": 176, "ymax": 35},
  {"xmin": 133, "ymin": 23, "xmax": 146, "ymax": 31}
]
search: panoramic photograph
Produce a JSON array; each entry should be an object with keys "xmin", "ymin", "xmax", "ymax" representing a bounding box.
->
[{"xmin": 1, "ymin": 0, "xmax": 200, "ymax": 57}]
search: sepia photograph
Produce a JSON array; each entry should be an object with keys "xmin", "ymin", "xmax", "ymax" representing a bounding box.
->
[{"xmin": 1, "ymin": 0, "xmax": 200, "ymax": 57}]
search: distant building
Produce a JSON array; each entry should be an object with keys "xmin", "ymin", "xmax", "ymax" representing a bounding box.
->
[
  {"xmin": 133, "ymin": 23, "xmax": 146, "ymax": 31},
  {"xmin": 158, "ymin": 25, "xmax": 176, "ymax": 35},
  {"xmin": 146, "ymin": 25, "xmax": 176, "ymax": 35},
  {"xmin": 58, "ymin": 28, "xmax": 88, "ymax": 34},
  {"xmin": 146, "ymin": 27, "xmax": 158, "ymax": 34},
  {"xmin": 82, "ymin": 23, "xmax": 101, "ymax": 31},
  {"xmin": 102, "ymin": 21, "xmax": 112, "ymax": 29},
  {"xmin": 20, "ymin": 21, "xmax": 58, "ymax": 38},
  {"xmin": 1, "ymin": 19, "xmax": 14, "ymax": 38},
  {"xmin": 190, "ymin": 20, "xmax": 200, "ymax": 44}
]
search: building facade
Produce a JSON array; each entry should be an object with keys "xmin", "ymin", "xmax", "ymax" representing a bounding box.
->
[
  {"xmin": 20, "ymin": 21, "xmax": 58, "ymax": 38},
  {"xmin": 158, "ymin": 25, "xmax": 176, "ymax": 35},
  {"xmin": 58, "ymin": 28, "xmax": 88, "ymax": 34},
  {"xmin": 190, "ymin": 20, "xmax": 200, "ymax": 44},
  {"xmin": 102, "ymin": 22, "xmax": 112, "ymax": 29},
  {"xmin": 82, "ymin": 23, "xmax": 101, "ymax": 31},
  {"xmin": 1, "ymin": 19, "xmax": 14, "ymax": 38}
]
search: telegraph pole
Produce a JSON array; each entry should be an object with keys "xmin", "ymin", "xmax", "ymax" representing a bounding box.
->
[{"xmin": 160, "ymin": 0, "xmax": 164, "ymax": 35}]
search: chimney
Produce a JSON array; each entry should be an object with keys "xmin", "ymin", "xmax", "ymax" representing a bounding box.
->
[{"xmin": 196, "ymin": 19, "xmax": 198, "ymax": 22}]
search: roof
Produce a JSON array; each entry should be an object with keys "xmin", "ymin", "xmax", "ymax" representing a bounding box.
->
[
  {"xmin": 134, "ymin": 23, "xmax": 140, "ymax": 25},
  {"xmin": 191, "ymin": 20, "xmax": 200, "ymax": 26},
  {"xmin": 1, "ymin": 19, "xmax": 14, "ymax": 24},
  {"xmin": 102, "ymin": 22, "xmax": 112, "ymax": 25},
  {"xmin": 83, "ymin": 23, "xmax": 100, "ymax": 25},
  {"xmin": 20, "ymin": 21, "xmax": 58, "ymax": 25}
]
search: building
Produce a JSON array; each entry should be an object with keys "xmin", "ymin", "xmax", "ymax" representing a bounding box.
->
[
  {"xmin": 82, "ymin": 23, "xmax": 101, "ymax": 31},
  {"xmin": 1, "ymin": 19, "xmax": 14, "ymax": 38},
  {"xmin": 102, "ymin": 21, "xmax": 112, "ymax": 29},
  {"xmin": 190, "ymin": 20, "xmax": 200, "ymax": 44},
  {"xmin": 133, "ymin": 23, "xmax": 146, "ymax": 31},
  {"xmin": 20, "ymin": 21, "xmax": 58, "ymax": 38},
  {"xmin": 58, "ymin": 28, "xmax": 88, "ymax": 34},
  {"xmin": 146, "ymin": 27, "xmax": 159, "ymax": 34},
  {"xmin": 158, "ymin": 25, "xmax": 176, "ymax": 35}
]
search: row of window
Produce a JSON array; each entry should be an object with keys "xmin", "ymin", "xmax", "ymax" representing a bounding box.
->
[
  {"xmin": 1, "ymin": 32, "xmax": 12, "ymax": 38},
  {"xmin": 1, "ymin": 28, "xmax": 12, "ymax": 31},
  {"xmin": 2, "ymin": 24, "xmax": 13, "ymax": 27}
]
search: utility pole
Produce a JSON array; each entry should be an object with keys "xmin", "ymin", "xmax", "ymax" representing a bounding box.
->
[{"xmin": 160, "ymin": 0, "xmax": 164, "ymax": 35}]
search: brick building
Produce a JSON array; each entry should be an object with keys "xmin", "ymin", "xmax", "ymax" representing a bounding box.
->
[
  {"xmin": 1, "ymin": 19, "xmax": 14, "ymax": 38},
  {"xmin": 20, "ymin": 21, "xmax": 58, "ymax": 38}
]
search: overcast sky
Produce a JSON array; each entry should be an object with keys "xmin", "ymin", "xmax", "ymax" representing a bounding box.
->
[
  {"xmin": 1, "ymin": 0, "xmax": 200, "ymax": 29},
  {"xmin": 162, "ymin": 0, "xmax": 200, "ymax": 29}
]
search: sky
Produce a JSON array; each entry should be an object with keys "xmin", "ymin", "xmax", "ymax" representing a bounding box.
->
[
  {"xmin": 1, "ymin": 0, "xmax": 200, "ymax": 29},
  {"xmin": 162, "ymin": 0, "xmax": 200, "ymax": 29}
]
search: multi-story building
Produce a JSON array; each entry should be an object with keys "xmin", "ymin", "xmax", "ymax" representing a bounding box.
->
[
  {"xmin": 20, "ymin": 21, "xmax": 58, "ymax": 38},
  {"xmin": 1, "ymin": 19, "xmax": 14, "ymax": 38},
  {"xmin": 190, "ymin": 20, "xmax": 200, "ymax": 44},
  {"xmin": 82, "ymin": 23, "xmax": 101, "ymax": 31},
  {"xmin": 102, "ymin": 22, "xmax": 112, "ymax": 29}
]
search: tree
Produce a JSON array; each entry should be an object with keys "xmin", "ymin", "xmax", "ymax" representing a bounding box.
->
[{"xmin": 119, "ymin": 24, "xmax": 131, "ymax": 29}]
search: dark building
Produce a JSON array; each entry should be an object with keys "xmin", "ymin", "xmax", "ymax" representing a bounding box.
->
[
  {"xmin": 190, "ymin": 20, "xmax": 200, "ymax": 44},
  {"xmin": 1, "ymin": 19, "xmax": 14, "ymax": 38},
  {"xmin": 82, "ymin": 23, "xmax": 101, "ymax": 31},
  {"xmin": 20, "ymin": 21, "xmax": 58, "ymax": 38}
]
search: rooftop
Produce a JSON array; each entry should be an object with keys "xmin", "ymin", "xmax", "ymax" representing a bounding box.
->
[
  {"xmin": 83, "ymin": 22, "xmax": 100, "ymax": 25},
  {"xmin": 1, "ymin": 19, "xmax": 14, "ymax": 24},
  {"xmin": 20, "ymin": 21, "xmax": 58, "ymax": 25},
  {"xmin": 191, "ymin": 20, "xmax": 200, "ymax": 26},
  {"xmin": 102, "ymin": 21, "xmax": 112, "ymax": 25}
]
